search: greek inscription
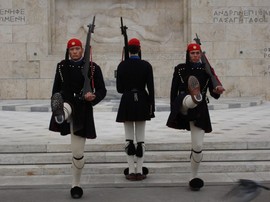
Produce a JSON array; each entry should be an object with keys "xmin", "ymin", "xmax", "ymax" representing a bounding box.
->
[
  {"xmin": 267, "ymin": 65, "xmax": 270, "ymax": 76},
  {"xmin": 262, "ymin": 65, "xmax": 270, "ymax": 76},
  {"xmin": 262, "ymin": 48, "xmax": 270, "ymax": 76},
  {"xmin": 264, "ymin": 48, "xmax": 270, "ymax": 58},
  {"xmin": 213, "ymin": 7, "xmax": 269, "ymax": 24},
  {"xmin": 0, "ymin": 8, "xmax": 26, "ymax": 24}
]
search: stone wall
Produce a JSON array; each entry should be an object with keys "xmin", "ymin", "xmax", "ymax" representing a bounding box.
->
[{"xmin": 0, "ymin": 0, "xmax": 270, "ymax": 100}]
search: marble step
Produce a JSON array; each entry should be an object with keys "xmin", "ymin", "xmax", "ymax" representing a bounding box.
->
[
  {"xmin": 1, "ymin": 150, "xmax": 270, "ymax": 165},
  {"xmin": 1, "ymin": 141, "xmax": 270, "ymax": 153},
  {"xmin": 1, "ymin": 162, "xmax": 270, "ymax": 176}
]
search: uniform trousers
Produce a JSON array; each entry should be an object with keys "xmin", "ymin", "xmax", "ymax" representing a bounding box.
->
[
  {"xmin": 181, "ymin": 95, "xmax": 204, "ymax": 179},
  {"xmin": 124, "ymin": 121, "xmax": 146, "ymax": 174},
  {"xmin": 64, "ymin": 103, "xmax": 86, "ymax": 187}
]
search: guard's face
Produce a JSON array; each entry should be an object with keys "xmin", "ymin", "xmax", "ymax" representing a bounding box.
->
[
  {"xmin": 189, "ymin": 50, "xmax": 201, "ymax": 63},
  {"xmin": 69, "ymin": 46, "xmax": 84, "ymax": 61}
]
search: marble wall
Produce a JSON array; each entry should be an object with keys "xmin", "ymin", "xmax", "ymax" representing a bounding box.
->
[
  {"xmin": 189, "ymin": 0, "xmax": 270, "ymax": 99},
  {"xmin": 0, "ymin": 0, "xmax": 270, "ymax": 100}
]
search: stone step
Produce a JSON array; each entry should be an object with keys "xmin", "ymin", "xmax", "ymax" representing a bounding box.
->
[
  {"xmin": 1, "ymin": 150, "xmax": 270, "ymax": 165},
  {"xmin": 1, "ymin": 172, "xmax": 270, "ymax": 187},
  {"xmin": 1, "ymin": 162, "xmax": 270, "ymax": 176},
  {"xmin": 1, "ymin": 141, "xmax": 270, "ymax": 153}
]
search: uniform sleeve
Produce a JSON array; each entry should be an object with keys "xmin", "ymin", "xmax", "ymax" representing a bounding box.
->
[
  {"xmin": 170, "ymin": 66, "xmax": 184, "ymax": 103},
  {"xmin": 91, "ymin": 64, "xmax": 107, "ymax": 106},
  {"xmin": 52, "ymin": 64, "xmax": 62, "ymax": 96},
  {"xmin": 116, "ymin": 62, "xmax": 124, "ymax": 93},
  {"xmin": 146, "ymin": 63, "xmax": 155, "ymax": 115},
  {"xmin": 170, "ymin": 65, "xmax": 188, "ymax": 110},
  {"xmin": 208, "ymin": 79, "xmax": 220, "ymax": 99}
]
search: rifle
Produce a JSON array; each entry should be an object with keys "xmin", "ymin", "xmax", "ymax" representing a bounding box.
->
[
  {"xmin": 120, "ymin": 17, "xmax": 142, "ymax": 60},
  {"xmin": 193, "ymin": 33, "xmax": 222, "ymax": 89},
  {"xmin": 81, "ymin": 16, "xmax": 95, "ymax": 97},
  {"xmin": 120, "ymin": 17, "xmax": 129, "ymax": 61},
  {"xmin": 115, "ymin": 17, "xmax": 129, "ymax": 78}
]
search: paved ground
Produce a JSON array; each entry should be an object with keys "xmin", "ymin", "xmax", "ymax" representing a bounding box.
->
[
  {"xmin": 0, "ymin": 97, "xmax": 270, "ymax": 201},
  {"xmin": 0, "ymin": 183, "xmax": 270, "ymax": 202},
  {"xmin": 0, "ymin": 97, "xmax": 268, "ymax": 146}
]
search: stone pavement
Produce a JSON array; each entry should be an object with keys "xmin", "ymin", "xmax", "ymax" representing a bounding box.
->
[
  {"xmin": 0, "ymin": 96, "xmax": 267, "ymax": 146},
  {"xmin": 1, "ymin": 183, "xmax": 270, "ymax": 202},
  {"xmin": 0, "ymin": 96, "xmax": 264, "ymax": 112}
]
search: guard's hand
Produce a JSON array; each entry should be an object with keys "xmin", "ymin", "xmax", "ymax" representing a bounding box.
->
[
  {"xmin": 84, "ymin": 92, "xmax": 96, "ymax": 102},
  {"xmin": 213, "ymin": 86, "xmax": 225, "ymax": 94}
]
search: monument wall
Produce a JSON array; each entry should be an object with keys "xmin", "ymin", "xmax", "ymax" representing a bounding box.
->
[{"xmin": 0, "ymin": 0, "xmax": 269, "ymax": 100}]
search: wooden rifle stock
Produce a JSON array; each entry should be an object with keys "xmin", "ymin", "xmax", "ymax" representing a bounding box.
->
[{"xmin": 194, "ymin": 33, "xmax": 222, "ymax": 88}]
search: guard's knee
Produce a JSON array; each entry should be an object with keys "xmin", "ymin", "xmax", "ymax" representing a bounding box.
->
[
  {"xmin": 63, "ymin": 102, "xmax": 72, "ymax": 122},
  {"xmin": 72, "ymin": 156, "xmax": 85, "ymax": 169},
  {"xmin": 125, "ymin": 140, "xmax": 136, "ymax": 156},
  {"xmin": 190, "ymin": 148, "xmax": 203, "ymax": 163},
  {"xmin": 136, "ymin": 142, "xmax": 145, "ymax": 158}
]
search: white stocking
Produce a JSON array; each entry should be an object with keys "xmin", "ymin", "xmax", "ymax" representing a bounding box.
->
[
  {"xmin": 190, "ymin": 121, "xmax": 204, "ymax": 179},
  {"xmin": 63, "ymin": 102, "xmax": 72, "ymax": 122},
  {"xmin": 124, "ymin": 122, "xmax": 135, "ymax": 174},
  {"xmin": 70, "ymin": 121, "xmax": 86, "ymax": 187},
  {"xmin": 180, "ymin": 95, "xmax": 197, "ymax": 115},
  {"xmin": 135, "ymin": 121, "xmax": 146, "ymax": 174}
]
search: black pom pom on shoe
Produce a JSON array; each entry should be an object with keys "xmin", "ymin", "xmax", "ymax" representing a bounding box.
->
[
  {"xmin": 124, "ymin": 168, "xmax": 129, "ymax": 176},
  {"xmin": 189, "ymin": 178, "xmax": 204, "ymax": 191},
  {"xmin": 70, "ymin": 186, "xmax": 83, "ymax": 199},
  {"xmin": 142, "ymin": 167, "xmax": 149, "ymax": 175}
]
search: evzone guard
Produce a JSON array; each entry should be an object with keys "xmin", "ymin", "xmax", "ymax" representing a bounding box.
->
[
  {"xmin": 167, "ymin": 42, "xmax": 225, "ymax": 191},
  {"xmin": 49, "ymin": 33, "xmax": 106, "ymax": 198},
  {"xmin": 116, "ymin": 38, "xmax": 155, "ymax": 181}
]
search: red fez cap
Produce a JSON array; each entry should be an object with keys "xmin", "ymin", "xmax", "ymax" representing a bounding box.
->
[
  {"xmin": 187, "ymin": 43, "xmax": 201, "ymax": 51},
  {"xmin": 67, "ymin": 38, "xmax": 82, "ymax": 49},
  {"xmin": 128, "ymin": 38, "xmax": 140, "ymax": 46}
]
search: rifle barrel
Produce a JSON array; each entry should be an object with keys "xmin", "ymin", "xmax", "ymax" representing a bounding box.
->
[{"xmin": 82, "ymin": 16, "xmax": 95, "ymax": 95}]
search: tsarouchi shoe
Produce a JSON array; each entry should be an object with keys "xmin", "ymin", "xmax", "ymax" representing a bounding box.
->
[
  {"xmin": 189, "ymin": 178, "xmax": 204, "ymax": 191},
  {"xmin": 125, "ymin": 173, "xmax": 137, "ymax": 181},
  {"xmin": 188, "ymin": 76, "xmax": 202, "ymax": 104},
  {"xmin": 70, "ymin": 186, "xmax": 83, "ymax": 199},
  {"xmin": 136, "ymin": 173, "xmax": 147, "ymax": 181},
  {"xmin": 51, "ymin": 92, "xmax": 64, "ymax": 124}
]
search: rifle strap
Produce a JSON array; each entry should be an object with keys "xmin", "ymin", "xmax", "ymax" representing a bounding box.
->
[
  {"xmin": 90, "ymin": 47, "xmax": 95, "ymax": 92},
  {"xmin": 58, "ymin": 64, "xmax": 64, "ymax": 83},
  {"xmin": 121, "ymin": 47, "xmax": 124, "ymax": 61},
  {"xmin": 201, "ymin": 78, "xmax": 209, "ymax": 96}
]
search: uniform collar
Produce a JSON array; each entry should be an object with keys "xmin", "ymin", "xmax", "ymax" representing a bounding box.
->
[{"xmin": 129, "ymin": 55, "xmax": 140, "ymax": 60}]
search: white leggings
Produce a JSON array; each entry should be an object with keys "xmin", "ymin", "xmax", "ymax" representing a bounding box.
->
[
  {"xmin": 124, "ymin": 121, "xmax": 146, "ymax": 174},
  {"xmin": 124, "ymin": 121, "xmax": 145, "ymax": 142},
  {"xmin": 181, "ymin": 95, "xmax": 205, "ymax": 179},
  {"xmin": 64, "ymin": 103, "xmax": 86, "ymax": 187}
]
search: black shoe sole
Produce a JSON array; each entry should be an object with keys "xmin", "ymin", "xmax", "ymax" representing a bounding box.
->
[
  {"xmin": 189, "ymin": 178, "xmax": 204, "ymax": 191},
  {"xmin": 51, "ymin": 93, "xmax": 64, "ymax": 116},
  {"xmin": 70, "ymin": 186, "xmax": 83, "ymax": 199}
]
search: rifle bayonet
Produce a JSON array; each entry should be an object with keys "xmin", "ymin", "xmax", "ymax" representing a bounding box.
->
[{"xmin": 194, "ymin": 33, "xmax": 201, "ymax": 45}]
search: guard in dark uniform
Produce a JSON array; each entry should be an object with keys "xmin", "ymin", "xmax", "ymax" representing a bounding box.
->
[
  {"xmin": 49, "ymin": 38, "xmax": 106, "ymax": 198},
  {"xmin": 166, "ymin": 43, "xmax": 225, "ymax": 191},
  {"xmin": 116, "ymin": 38, "xmax": 155, "ymax": 181}
]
